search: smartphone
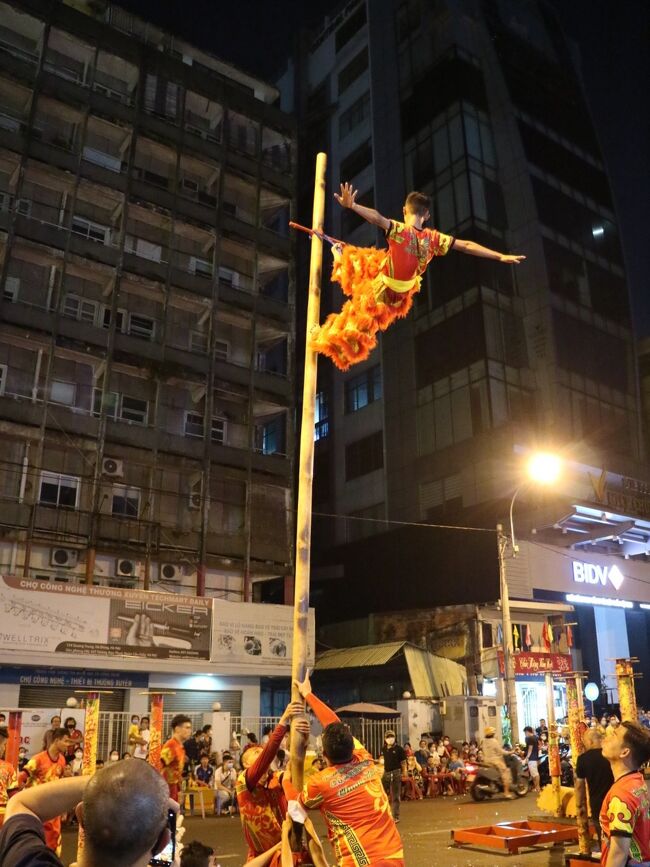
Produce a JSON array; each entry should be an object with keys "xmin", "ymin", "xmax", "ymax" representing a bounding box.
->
[{"xmin": 149, "ymin": 809, "xmax": 176, "ymax": 866}]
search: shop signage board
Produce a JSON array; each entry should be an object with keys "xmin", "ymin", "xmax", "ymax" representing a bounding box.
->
[
  {"xmin": 498, "ymin": 651, "xmax": 573, "ymax": 677},
  {"xmin": 212, "ymin": 599, "xmax": 315, "ymax": 668},
  {"xmin": 0, "ymin": 667, "xmax": 148, "ymax": 688},
  {"xmin": 0, "ymin": 575, "xmax": 212, "ymax": 660}
]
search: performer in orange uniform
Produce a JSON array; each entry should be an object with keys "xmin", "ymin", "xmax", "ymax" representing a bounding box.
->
[
  {"xmin": 0, "ymin": 726, "xmax": 19, "ymax": 827},
  {"xmin": 310, "ymin": 183, "xmax": 525, "ymax": 370},
  {"xmin": 18, "ymin": 727, "xmax": 68, "ymax": 853},
  {"xmin": 235, "ymin": 700, "xmax": 305, "ymax": 861},
  {"xmin": 286, "ymin": 675, "xmax": 404, "ymax": 867},
  {"xmin": 599, "ymin": 720, "xmax": 650, "ymax": 867},
  {"xmin": 160, "ymin": 713, "xmax": 192, "ymax": 803}
]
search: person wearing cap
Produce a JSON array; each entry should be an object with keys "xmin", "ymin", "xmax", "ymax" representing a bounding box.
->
[
  {"xmin": 235, "ymin": 700, "xmax": 306, "ymax": 860},
  {"xmin": 482, "ymin": 726, "xmax": 514, "ymax": 799},
  {"xmin": 381, "ymin": 728, "xmax": 407, "ymax": 822}
]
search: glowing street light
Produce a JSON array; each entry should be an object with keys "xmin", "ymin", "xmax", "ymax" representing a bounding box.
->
[{"xmin": 527, "ymin": 452, "xmax": 562, "ymax": 486}]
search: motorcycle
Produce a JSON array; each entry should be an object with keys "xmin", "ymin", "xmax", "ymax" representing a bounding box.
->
[{"xmin": 470, "ymin": 753, "xmax": 529, "ymax": 801}]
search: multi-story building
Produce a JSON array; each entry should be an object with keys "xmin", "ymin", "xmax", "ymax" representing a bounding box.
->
[
  {"xmin": 0, "ymin": 0, "xmax": 295, "ymax": 603},
  {"xmin": 280, "ymin": 0, "xmax": 650, "ymax": 722}
]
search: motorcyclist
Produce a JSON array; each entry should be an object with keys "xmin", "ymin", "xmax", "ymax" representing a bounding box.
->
[{"xmin": 481, "ymin": 726, "xmax": 514, "ymax": 799}]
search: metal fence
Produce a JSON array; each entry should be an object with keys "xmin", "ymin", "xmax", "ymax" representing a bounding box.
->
[
  {"xmin": 97, "ymin": 711, "xmax": 204, "ymax": 760},
  {"xmin": 342, "ymin": 717, "xmax": 404, "ymax": 759}
]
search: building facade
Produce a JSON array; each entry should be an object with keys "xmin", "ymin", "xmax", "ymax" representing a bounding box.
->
[
  {"xmin": 280, "ymin": 0, "xmax": 649, "ymax": 724},
  {"xmin": 0, "ymin": 0, "xmax": 296, "ymax": 605}
]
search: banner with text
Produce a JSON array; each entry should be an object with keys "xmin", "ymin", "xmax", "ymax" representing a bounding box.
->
[
  {"xmin": 212, "ymin": 600, "xmax": 315, "ymax": 669},
  {"xmin": 498, "ymin": 651, "xmax": 573, "ymax": 677},
  {"xmin": 0, "ymin": 576, "xmax": 212, "ymax": 660}
]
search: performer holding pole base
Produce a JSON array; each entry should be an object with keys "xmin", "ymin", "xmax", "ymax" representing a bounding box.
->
[
  {"xmin": 285, "ymin": 673, "xmax": 404, "ymax": 867},
  {"xmin": 308, "ymin": 183, "xmax": 525, "ymax": 370}
]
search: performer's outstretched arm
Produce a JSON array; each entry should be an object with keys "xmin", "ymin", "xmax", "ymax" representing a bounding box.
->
[
  {"xmin": 453, "ymin": 237, "xmax": 525, "ymax": 264},
  {"xmin": 334, "ymin": 182, "xmax": 391, "ymax": 232},
  {"xmin": 244, "ymin": 700, "xmax": 303, "ymax": 790}
]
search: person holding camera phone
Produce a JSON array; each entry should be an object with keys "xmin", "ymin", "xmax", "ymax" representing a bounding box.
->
[{"xmin": 0, "ymin": 759, "xmax": 181, "ymax": 867}]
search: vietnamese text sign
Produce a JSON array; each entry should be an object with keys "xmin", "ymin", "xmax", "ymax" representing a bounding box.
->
[
  {"xmin": 212, "ymin": 600, "xmax": 315, "ymax": 668},
  {"xmin": 498, "ymin": 651, "xmax": 573, "ymax": 676},
  {"xmin": 1, "ymin": 667, "xmax": 148, "ymax": 689},
  {"xmin": 0, "ymin": 576, "xmax": 212, "ymax": 660}
]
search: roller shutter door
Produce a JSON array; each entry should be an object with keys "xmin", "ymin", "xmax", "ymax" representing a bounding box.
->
[
  {"xmin": 19, "ymin": 686, "xmax": 125, "ymax": 711},
  {"xmin": 162, "ymin": 690, "xmax": 242, "ymax": 715}
]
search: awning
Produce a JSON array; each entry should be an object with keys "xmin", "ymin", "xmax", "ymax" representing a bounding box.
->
[
  {"xmin": 335, "ymin": 702, "xmax": 400, "ymax": 717},
  {"xmin": 314, "ymin": 641, "xmax": 467, "ymax": 698}
]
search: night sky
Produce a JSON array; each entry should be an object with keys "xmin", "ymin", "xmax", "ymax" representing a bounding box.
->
[{"xmin": 122, "ymin": 0, "xmax": 649, "ymax": 334}]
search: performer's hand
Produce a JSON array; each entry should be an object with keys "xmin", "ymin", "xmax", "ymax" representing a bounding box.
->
[
  {"xmin": 294, "ymin": 717, "xmax": 311, "ymax": 737},
  {"xmin": 334, "ymin": 182, "xmax": 357, "ymax": 209},
  {"xmin": 293, "ymin": 672, "xmax": 312, "ymax": 699},
  {"xmin": 280, "ymin": 700, "xmax": 305, "ymax": 725},
  {"xmin": 499, "ymin": 254, "xmax": 526, "ymax": 264}
]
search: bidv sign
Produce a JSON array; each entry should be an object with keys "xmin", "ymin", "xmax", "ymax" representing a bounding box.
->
[{"xmin": 572, "ymin": 561, "xmax": 624, "ymax": 591}]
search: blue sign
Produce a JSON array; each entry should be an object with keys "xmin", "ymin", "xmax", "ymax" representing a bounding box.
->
[{"xmin": 1, "ymin": 667, "xmax": 149, "ymax": 689}]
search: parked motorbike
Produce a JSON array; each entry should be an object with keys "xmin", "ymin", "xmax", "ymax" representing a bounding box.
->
[{"xmin": 470, "ymin": 753, "xmax": 529, "ymax": 801}]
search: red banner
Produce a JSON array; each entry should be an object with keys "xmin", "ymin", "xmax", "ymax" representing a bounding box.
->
[{"xmin": 499, "ymin": 651, "xmax": 572, "ymax": 676}]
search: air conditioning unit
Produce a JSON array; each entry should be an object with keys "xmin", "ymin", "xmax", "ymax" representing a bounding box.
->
[
  {"xmin": 102, "ymin": 457, "xmax": 124, "ymax": 477},
  {"xmin": 116, "ymin": 558, "xmax": 138, "ymax": 578},
  {"xmin": 50, "ymin": 548, "xmax": 79, "ymax": 568},
  {"xmin": 160, "ymin": 563, "xmax": 182, "ymax": 582},
  {"xmin": 438, "ymin": 700, "xmax": 447, "ymax": 716},
  {"xmin": 188, "ymin": 492, "xmax": 201, "ymax": 510}
]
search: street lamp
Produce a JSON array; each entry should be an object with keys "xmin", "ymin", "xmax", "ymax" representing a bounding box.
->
[{"xmin": 498, "ymin": 451, "xmax": 562, "ymax": 746}]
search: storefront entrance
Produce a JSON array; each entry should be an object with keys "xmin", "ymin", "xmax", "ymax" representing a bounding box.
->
[{"xmin": 516, "ymin": 679, "xmax": 566, "ymax": 732}]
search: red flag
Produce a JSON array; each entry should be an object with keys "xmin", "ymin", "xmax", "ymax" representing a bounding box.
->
[
  {"xmin": 525, "ymin": 623, "xmax": 532, "ymax": 649},
  {"xmin": 566, "ymin": 624, "xmax": 574, "ymax": 648},
  {"xmin": 542, "ymin": 622, "xmax": 551, "ymax": 651}
]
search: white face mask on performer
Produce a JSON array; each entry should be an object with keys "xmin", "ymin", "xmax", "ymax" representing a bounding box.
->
[{"xmin": 385, "ymin": 737, "xmax": 396, "ymax": 746}]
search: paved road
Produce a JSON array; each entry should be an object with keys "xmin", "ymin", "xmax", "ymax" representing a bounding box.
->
[{"xmin": 60, "ymin": 791, "xmax": 590, "ymax": 866}]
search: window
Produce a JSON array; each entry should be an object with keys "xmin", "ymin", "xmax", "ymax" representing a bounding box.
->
[
  {"xmin": 125, "ymin": 236, "xmax": 162, "ymax": 262},
  {"xmin": 259, "ymin": 417, "xmax": 285, "ymax": 455},
  {"xmin": 315, "ymin": 391, "xmax": 329, "ymax": 440},
  {"xmin": 339, "ymin": 92, "xmax": 370, "ymax": 140},
  {"xmin": 345, "ymin": 431, "xmax": 383, "ymax": 481},
  {"xmin": 214, "ymin": 340, "xmax": 229, "ymax": 361},
  {"xmin": 128, "ymin": 313, "xmax": 155, "ymax": 340},
  {"xmin": 82, "ymin": 146, "xmax": 121, "ymax": 173},
  {"xmin": 111, "ymin": 484, "xmax": 140, "ymax": 517},
  {"xmin": 345, "ymin": 365, "xmax": 382, "ymax": 413},
  {"xmin": 71, "ymin": 216, "xmax": 109, "ymax": 244},
  {"xmin": 92, "ymin": 388, "xmax": 118, "ymax": 419},
  {"xmin": 336, "ymin": 5, "xmax": 366, "ymax": 52},
  {"xmin": 340, "ymin": 140, "xmax": 372, "ymax": 183},
  {"xmin": 39, "ymin": 472, "xmax": 79, "ymax": 508},
  {"xmin": 0, "ymin": 363, "xmax": 6, "ymax": 395},
  {"xmin": 190, "ymin": 257, "xmax": 213, "ymax": 278},
  {"xmin": 347, "ymin": 502, "xmax": 385, "ymax": 542},
  {"xmin": 218, "ymin": 266, "xmax": 239, "ymax": 287},
  {"xmin": 120, "ymin": 396, "xmax": 148, "ymax": 424},
  {"xmin": 50, "ymin": 380, "xmax": 76, "ymax": 406},
  {"xmin": 189, "ymin": 331, "xmax": 208, "ymax": 353},
  {"xmin": 184, "ymin": 412, "xmax": 226, "ymax": 444},
  {"xmin": 338, "ymin": 48, "xmax": 368, "ymax": 94},
  {"xmin": 102, "ymin": 306, "xmax": 126, "ymax": 332},
  {"xmin": 63, "ymin": 294, "xmax": 97, "ymax": 324}
]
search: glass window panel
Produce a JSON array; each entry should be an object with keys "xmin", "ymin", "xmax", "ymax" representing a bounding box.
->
[
  {"xmin": 451, "ymin": 386, "xmax": 472, "ymax": 442},
  {"xmin": 433, "ymin": 124, "xmax": 450, "ymax": 173},
  {"xmin": 470, "ymin": 173, "xmax": 488, "ymax": 222},
  {"xmin": 416, "ymin": 402, "xmax": 435, "ymax": 455},
  {"xmin": 454, "ymin": 173, "xmax": 470, "ymax": 224},
  {"xmin": 480, "ymin": 122, "xmax": 496, "ymax": 166},
  {"xmin": 58, "ymin": 482, "xmax": 78, "ymax": 508},
  {"xmin": 436, "ymin": 183, "xmax": 454, "ymax": 230},
  {"xmin": 464, "ymin": 112, "xmax": 481, "ymax": 161},
  {"xmin": 448, "ymin": 113, "xmax": 464, "ymax": 163},
  {"xmin": 490, "ymin": 378, "xmax": 508, "ymax": 426},
  {"xmin": 50, "ymin": 380, "xmax": 75, "ymax": 405},
  {"xmin": 434, "ymin": 394, "xmax": 453, "ymax": 448}
]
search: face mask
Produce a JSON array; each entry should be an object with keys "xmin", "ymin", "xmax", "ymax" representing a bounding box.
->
[
  {"xmin": 75, "ymin": 752, "xmax": 83, "ymax": 760},
  {"xmin": 385, "ymin": 737, "xmax": 395, "ymax": 746},
  {"xmin": 110, "ymin": 754, "xmax": 119, "ymax": 762}
]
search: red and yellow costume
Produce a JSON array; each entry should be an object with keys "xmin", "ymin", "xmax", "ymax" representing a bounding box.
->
[
  {"xmin": 600, "ymin": 770, "xmax": 650, "ymax": 866},
  {"xmin": 0, "ymin": 758, "xmax": 19, "ymax": 827},
  {"xmin": 236, "ymin": 722, "xmax": 289, "ymax": 860},
  {"xmin": 285, "ymin": 694, "xmax": 404, "ymax": 867},
  {"xmin": 19, "ymin": 749, "xmax": 66, "ymax": 853},
  {"xmin": 310, "ymin": 221, "xmax": 454, "ymax": 370},
  {"xmin": 160, "ymin": 737, "xmax": 186, "ymax": 803}
]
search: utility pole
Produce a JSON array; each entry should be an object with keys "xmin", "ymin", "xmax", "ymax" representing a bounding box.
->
[{"xmin": 497, "ymin": 523, "xmax": 519, "ymax": 745}]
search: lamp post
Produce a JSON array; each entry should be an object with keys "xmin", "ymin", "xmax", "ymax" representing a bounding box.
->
[{"xmin": 498, "ymin": 452, "xmax": 561, "ymax": 746}]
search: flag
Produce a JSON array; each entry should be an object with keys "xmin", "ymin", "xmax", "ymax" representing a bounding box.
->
[
  {"xmin": 525, "ymin": 623, "xmax": 532, "ymax": 649},
  {"xmin": 542, "ymin": 622, "xmax": 551, "ymax": 651},
  {"xmin": 513, "ymin": 624, "xmax": 520, "ymax": 651},
  {"xmin": 566, "ymin": 624, "xmax": 574, "ymax": 648},
  {"xmin": 496, "ymin": 623, "xmax": 503, "ymax": 645}
]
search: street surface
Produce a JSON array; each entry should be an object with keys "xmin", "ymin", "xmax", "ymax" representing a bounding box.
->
[{"xmin": 60, "ymin": 791, "xmax": 590, "ymax": 866}]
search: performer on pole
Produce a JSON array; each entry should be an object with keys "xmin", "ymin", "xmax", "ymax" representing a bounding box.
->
[
  {"xmin": 285, "ymin": 674, "xmax": 404, "ymax": 867},
  {"xmin": 308, "ymin": 183, "xmax": 525, "ymax": 370}
]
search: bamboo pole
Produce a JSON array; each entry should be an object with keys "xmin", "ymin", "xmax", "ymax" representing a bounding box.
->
[
  {"xmin": 289, "ymin": 152, "xmax": 327, "ymax": 839},
  {"xmin": 566, "ymin": 674, "xmax": 590, "ymax": 853},
  {"xmin": 75, "ymin": 690, "xmax": 111, "ymax": 860},
  {"xmin": 545, "ymin": 672, "xmax": 563, "ymax": 817}
]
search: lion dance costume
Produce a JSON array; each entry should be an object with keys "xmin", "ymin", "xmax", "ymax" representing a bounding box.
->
[{"xmin": 309, "ymin": 221, "xmax": 455, "ymax": 371}]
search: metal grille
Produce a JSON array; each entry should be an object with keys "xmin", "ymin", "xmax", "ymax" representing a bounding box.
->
[
  {"xmin": 161, "ymin": 690, "xmax": 242, "ymax": 715},
  {"xmin": 342, "ymin": 717, "xmax": 403, "ymax": 759},
  {"xmin": 18, "ymin": 686, "xmax": 125, "ymax": 712}
]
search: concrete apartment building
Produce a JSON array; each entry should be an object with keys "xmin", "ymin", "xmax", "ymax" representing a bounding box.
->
[
  {"xmin": 280, "ymin": 0, "xmax": 650, "ymax": 722},
  {"xmin": 0, "ymin": 0, "xmax": 296, "ymax": 602}
]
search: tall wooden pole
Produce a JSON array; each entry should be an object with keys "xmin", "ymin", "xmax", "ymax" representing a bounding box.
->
[
  {"xmin": 615, "ymin": 658, "xmax": 638, "ymax": 721},
  {"xmin": 545, "ymin": 672, "xmax": 562, "ymax": 817},
  {"xmin": 289, "ymin": 152, "xmax": 327, "ymax": 816},
  {"xmin": 566, "ymin": 674, "xmax": 590, "ymax": 853}
]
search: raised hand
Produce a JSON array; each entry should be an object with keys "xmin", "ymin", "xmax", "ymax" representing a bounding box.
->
[
  {"xmin": 334, "ymin": 182, "xmax": 358, "ymax": 209},
  {"xmin": 281, "ymin": 700, "xmax": 306, "ymax": 724},
  {"xmin": 499, "ymin": 254, "xmax": 526, "ymax": 264},
  {"xmin": 293, "ymin": 672, "xmax": 312, "ymax": 699}
]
